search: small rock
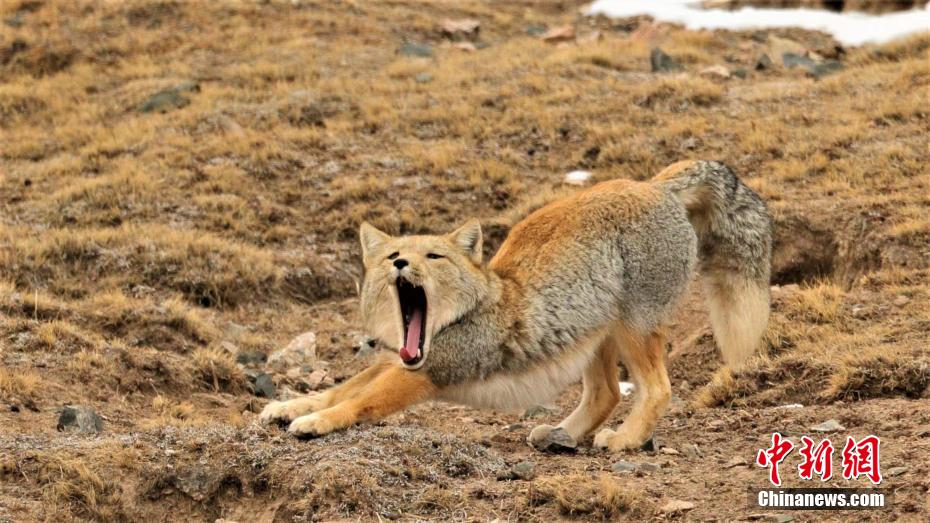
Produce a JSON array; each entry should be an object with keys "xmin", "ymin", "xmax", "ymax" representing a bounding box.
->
[
  {"xmin": 782, "ymin": 52, "xmax": 815, "ymax": 70},
  {"xmin": 661, "ymin": 499, "xmax": 694, "ymax": 514},
  {"xmin": 893, "ymin": 295, "xmax": 910, "ymax": 307},
  {"xmin": 661, "ymin": 447, "xmax": 680, "ymax": 455},
  {"xmin": 57, "ymin": 406, "xmax": 103, "ymax": 434},
  {"xmin": 709, "ymin": 419, "xmax": 726, "ymax": 431},
  {"xmin": 505, "ymin": 423, "xmax": 525, "ymax": 432},
  {"xmin": 531, "ymin": 427, "xmax": 577, "ymax": 453},
  {"xmin": 733, "ymin": 68, "xmax": 748, "ymax": 79},
  {"xmin": 810, "ymin": 419, "xmax": 845, "ymax": 433},
  {"xmin": 540, "ymin": 25, "xmax": 575, "ymax": 44},
  {"xmin": 525, "ymin": 24, "xmax": 547, "ymax": 37},
  {"xmin": 755, "ymin": 53, "xmax": 773, "ymax": 71},
  {"xmin": 306, "ymin": 369, "xmax": 328, "ymax": 390},
  {"xmin": 650, "ymin": 47, "xmax": 682, "ymax": 72},
  {"xmin": 885, "ymin": 466, "xmax": 908, "ymax": 477},
  {"xmin": 564, "ymin": 170, "xmax": 592, "ymax": 186},
  {"xmin": 399, "ymin": 42, "xmax": 433, "ymax": 58},
  {"xmin": 415, "ymin": 72, "xmax": 433, "ymax": 84},
  {"xmin": 700, "ymin": 65, "xmax": 730, "ymax": 79},
  {"xmin": 453, "ymin": 42, "xmax": 477, "ymax": 53},
  {"xmin": 249, "ymin": 373, "xmax": 276, "ymax": 398},
  {"xmin": 511, "ymin": 461, "xmax": 536, "ymax": 480},
  {"xmin": 619, "ymin": 381, "xmax": 636, "ymax": 396},
  {"xmin": 612, "ymin": 460, "xmax": 637, "ymax": 474},
  {"xmin": 638, "ymin": 461, "xmax": 661, "ymax": 473},
  {"xmin": 522, "ymin": 404, "xmax": 558, "ymax": 419},
  {"xmin": 774, "ymin": 403, "xmax": 804, "ymax": 409},
  {"xmin": 810, "ymin": 60, "xmax": 843, "ymax": 78},
  {"xmin": 138, "ymin": 85, "xmax": 196, "ymax": 113},
  {"xmin": 220, "ymin": 341, "xmax": 238, "ymax": 354},
  {"xmin": 725, "ymin": 457, "xmax": 748, "ymax": 468},
  {"xmin": 268, "ymin": 331, "xmax": 316, "ymax": 371},
  {"xmin": 680, "ymin": 136, "xmax": 698, "ymax": 151},
  {"xmin": 440, "ymin": 18, "xmax": 480, "ymax": 41},
  {"xmin": 235, "ymin": 350, "xmax": 267, "ymax": 367}
]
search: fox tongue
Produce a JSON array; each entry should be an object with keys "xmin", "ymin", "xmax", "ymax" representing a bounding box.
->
[{"xmin": 400, "ymin": 307, "xmax": 423, "ymax": 363}]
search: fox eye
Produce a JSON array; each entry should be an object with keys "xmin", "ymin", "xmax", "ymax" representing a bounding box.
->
[
  {"xmin": 426, "ymin": 253, "xmax": 445, "ymax": 259},
  {"xmin": 387, "ymin": 252, "xmax": 400, "ymax": 260}
]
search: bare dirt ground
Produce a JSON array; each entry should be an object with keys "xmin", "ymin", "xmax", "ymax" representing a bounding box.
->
[{"xmin": 1, "ymin": 1, "xmax": 928, "ymax": 521}]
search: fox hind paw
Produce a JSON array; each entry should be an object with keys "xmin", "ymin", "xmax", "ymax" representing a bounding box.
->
[
  {"xmin": 593, "ymin": 427, "xmax": 652, "ymax": 452},
  {"xmin": 527, "ymin": 424, "xmax": 557, "ymax": 447}
]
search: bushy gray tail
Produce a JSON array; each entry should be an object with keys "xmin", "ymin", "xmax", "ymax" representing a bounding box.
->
[{"xmin": 654, "ymin": 161, "xmax": 772, "ymax": 368}]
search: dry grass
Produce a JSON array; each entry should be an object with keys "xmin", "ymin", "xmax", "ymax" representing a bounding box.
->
[
  {"xmin": 532, "ymin": 474, "xmax": 646, "ymax": 518},
  {"xmin": 1, "ymin": 0, "xmax": 929, "ymax": 520}
]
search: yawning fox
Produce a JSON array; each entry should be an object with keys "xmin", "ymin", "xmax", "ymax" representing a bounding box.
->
[{"xmin": 261, "ymin": 160, "xmax": 772, "ymax": 451}]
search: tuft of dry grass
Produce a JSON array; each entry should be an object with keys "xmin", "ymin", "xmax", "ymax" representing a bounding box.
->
[{"xmin": 532, "ymin": 474, "xmax": 645, "ymax": 518}]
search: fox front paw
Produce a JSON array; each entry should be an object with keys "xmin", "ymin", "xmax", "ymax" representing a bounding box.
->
[
  {"xmin": 259, "ymin": 396, "xmax": 327, "ymax": 425},
  {"xmin": 593, "ymin": 427, "xmax": 649, "ymax": 452},
  {"xmin": 287, "ymin": 413, "xmax": 338, "ymax": 438}
]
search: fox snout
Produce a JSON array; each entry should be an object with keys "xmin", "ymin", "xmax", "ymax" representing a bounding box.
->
[{"xmin": 391, "ymin": 259, "xmax": 423, "ymax": 286}]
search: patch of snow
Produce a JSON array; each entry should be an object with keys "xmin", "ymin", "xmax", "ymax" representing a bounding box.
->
[
  {"xmin": 586, "ymin": 0, "xmax": 930, "ymax": 46},
  {"xmin": 564, "ymin": 170, "xmax": 593, "ymax": 185}
]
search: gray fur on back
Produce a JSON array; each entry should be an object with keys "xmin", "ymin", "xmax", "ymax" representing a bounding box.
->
[{"xmin": 423, "ymin": 189, "xmax": 697, "ymax": 387}]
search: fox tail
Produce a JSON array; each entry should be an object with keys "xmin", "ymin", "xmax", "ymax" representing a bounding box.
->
[{"xmin": 654, "ymin": 160, "xmax": 773, "ymax": 368}]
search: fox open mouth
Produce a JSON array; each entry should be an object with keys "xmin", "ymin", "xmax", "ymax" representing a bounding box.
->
[{"xmin": 396, "ymin": 278, "xmax": 427, "ymax": 366}]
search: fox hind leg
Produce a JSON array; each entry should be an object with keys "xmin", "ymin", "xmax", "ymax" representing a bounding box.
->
[
  {"xmin": 528, "ymin": 333, "xmax": 622, "ymax": 446},
  {"xmin": 594, "ymin": 327, "xmax": 671, "ymax": 452}
]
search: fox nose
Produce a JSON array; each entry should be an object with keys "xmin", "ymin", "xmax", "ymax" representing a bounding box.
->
[{"xmin": 393, "ymin": 258, "xmax": 409, "ymax": 270}]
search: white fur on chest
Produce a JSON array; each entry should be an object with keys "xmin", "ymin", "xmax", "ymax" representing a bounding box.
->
[{"xmin": 436, "ymin": 334, "xmax": 603, "ymax": 411}]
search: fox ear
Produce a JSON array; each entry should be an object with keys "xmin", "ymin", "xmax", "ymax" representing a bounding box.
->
[
  {"xmin": 449, "ymin": 219, "xmax": 482, "ymax": 264},
  {"xmin": 359, "ymin": 222, "xmax": 390, "ymax": 264}
]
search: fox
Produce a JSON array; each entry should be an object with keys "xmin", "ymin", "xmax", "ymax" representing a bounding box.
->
[{"xmin": 260, "ymin": 160, "xmax": 772, "ymax": 451}]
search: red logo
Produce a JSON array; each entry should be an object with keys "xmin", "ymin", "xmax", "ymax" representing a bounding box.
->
[
  {"xmin": 797, "ymin": 436, "xmax": 834, "ymax": 481},
  {"xmin": 756, "ymin": 432, "xmax": 795, "ymax": 486},
  {"xmin": 841, "ymin": 435, "xmax": 882, "ymax": 485},
  {"xmin": 757, "ymin": 433, "xmax": 882, "ymax": 485}
]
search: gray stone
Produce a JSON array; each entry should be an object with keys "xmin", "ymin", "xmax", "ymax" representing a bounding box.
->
[
  {"xmin": 885, "ymin": 466, "xmax": 908, "ymax": 477},
  {"xmin": 399, "ymin": 42, "xmax": 433, "ymax": 58},
  {"xmin": 511, "ymin": 461, "xmax": 536, "ymax": 480},
  {"xmin": 57, "ymin": 405, "xmax": 103, "ymax": 434},
  {"xmin": 755, "ymin": 53, "xmax": 773, "ymax": 71},
  {"xmin": 612, "ymin": 460, "xmax": 636, "ymax": 474},
  {"xmin": 810, "ymin": 60, "xmax": 843, "ymax": 78},
  {"xmin": 661, "ymin": 499, "xmax": 695, "ymax": 513},
  {"xmin": 782, "ymin": 52, "xmax": 816, "ymax": 69},
  {"xmin": 651, "ymin": 48, "xmax": 682, "ymax": 72},
  {"xmin": 810, "ymin": 419, "xmax": 845, "ymax": 433},
  {"xmin": 525, "ymin": 25, "xmax": 547, "ymax": 36},
  {"xmin": 531, "ymin": 427, "xmax": 577, "ymax": 453},
  {"xmin": 137, "ymin": 82, "xmax": 199, "ymax": 113},
  {"xmin": 522, "ymin": 404, "xmax": 558, "ymax": 419},
  {"xmin": 250, "ymin": 373, "xmax": 276, "ymax": 398},
  {"xmin": 235, "ymin": 350, "xmax": 267, "ymax": 367},
  {"xmin": 638, "ymin": 461, "xmax": 662, "ymax": 473}
]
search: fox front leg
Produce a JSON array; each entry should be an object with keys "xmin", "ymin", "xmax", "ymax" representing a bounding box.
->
[{"xmin": 288, "ymin": 363, "xmax": 437, "ymax": 437}]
